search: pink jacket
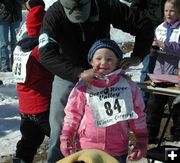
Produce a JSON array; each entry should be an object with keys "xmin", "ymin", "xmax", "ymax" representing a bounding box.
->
[{"xmin": 61, "ymin": 70, "xmax": 147, "ymax": 156}]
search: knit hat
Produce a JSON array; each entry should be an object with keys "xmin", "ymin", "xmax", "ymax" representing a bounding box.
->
[
  {"xmin": 87, "ymin": 39, "xmax": 123, "ymax": 63},
  {"xmin": 28, "ymin": 0, "xmax": 45, "ymax": 8},
  {"xmin": 26, "ymin": 6, "xmax": 45, "ymax": 37},
  {"xmin": 57, "ymin": 149, "xmax": 119, "ymax": 163}
]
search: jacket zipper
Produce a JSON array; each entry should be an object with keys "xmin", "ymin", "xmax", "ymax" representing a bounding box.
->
[{"xmin": 79, "ymin": 24, "xmax": 85, "ymax": 42}]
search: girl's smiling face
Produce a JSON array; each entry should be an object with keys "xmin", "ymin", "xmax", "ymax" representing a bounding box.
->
[
  {"xmin": 90, "ymin": 48, "xmax": 119, "ymax": 75},
  {"xmin": 164, "ymin": 1, "xmax": 179, "ymax": 24}
]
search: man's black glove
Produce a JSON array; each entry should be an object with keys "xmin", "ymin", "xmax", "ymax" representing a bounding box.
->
[{"xmin": 172, "ymin": 95, "xmax": 180, "ymax": 106}]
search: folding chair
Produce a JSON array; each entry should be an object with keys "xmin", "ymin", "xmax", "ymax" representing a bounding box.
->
[{"xmin": 146, "ymin": 98, "xmax": 180, "ymax": 163}]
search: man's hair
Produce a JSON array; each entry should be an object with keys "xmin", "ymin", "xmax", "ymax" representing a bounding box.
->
[
  {"xmin": 174, "ymin": 0, "xmax": 180, "ymax": 14},
  {"xmin": 166, "ymin": 0, "xmax": 175, "ymax": 4}
]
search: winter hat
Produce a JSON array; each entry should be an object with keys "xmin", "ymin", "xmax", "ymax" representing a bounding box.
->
[
  {"xmin": 28, "ymin": 0, "xmax": 45, "ymax": 8},
  {"xmin": 60, "ymin": 0, "xmax": 91, "ymax": 23},
  {"xmin": 26, "ymin": 6, "xmax": 45, "ymax": 37},
  {"xmin": 87, "ymin": 39, "xmax": 123, "ymax": 63}
]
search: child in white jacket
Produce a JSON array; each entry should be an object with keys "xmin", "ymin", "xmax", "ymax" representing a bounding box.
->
[{"xmin": 60, "ymin": 39, "xmax": 148, "ymax": 163}]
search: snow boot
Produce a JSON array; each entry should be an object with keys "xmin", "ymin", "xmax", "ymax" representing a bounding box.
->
[{"xmin": 12, "ymin": 156, "xmax": 30, "ymax": 163}]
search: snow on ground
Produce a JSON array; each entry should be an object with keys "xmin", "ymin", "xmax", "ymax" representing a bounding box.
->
[{"xmin": 0, "ymin": 72, "xmax": 20, "ymax": 156}]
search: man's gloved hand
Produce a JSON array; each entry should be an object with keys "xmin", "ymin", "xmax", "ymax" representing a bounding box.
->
[
  {"xmin": 60, "ymin": 135, "xmax": 73, "ymax": 157},
  {"xmin": 118, "ymin": 56, "xmax": 141, "ymax": 69},
  {"xmin": 79, "ymin": 64, "xmax": 104, "ymax": 82},
  {"xmin": 172, "ymin": 95, "xmax": 180, "ymax": 106}
]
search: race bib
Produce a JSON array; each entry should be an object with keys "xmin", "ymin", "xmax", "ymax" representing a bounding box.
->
[
  {"xmin": 86, "ymin": 77, "xmax": 138, "ymax": 127},
  {"xmin": 16, "ymin": 22, "xmax": 28, "ymax": 41},
  {"xmin": 12, "ymin": 46, "xmax": 31, "ymax": 83}
]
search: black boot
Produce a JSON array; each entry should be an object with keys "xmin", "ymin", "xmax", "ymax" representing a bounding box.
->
[
  {"xmin": 164, "ymin": 135, "xmax": 180, "ymax": 142},
  {"xmin": 12, "ymin": 156, "xmax": 30, "ymax": 163},
  {"xmin": 166, "ymin": 102, "xmax": 180, "ymax": 142}
]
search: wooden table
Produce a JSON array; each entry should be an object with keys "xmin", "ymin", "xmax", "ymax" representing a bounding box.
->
[
  {"xmin": 137, "ymin": 81, "xmax": 180, "ymax": 97},
  {"xmin": 137, "ymin": 81, "xmax": 180, "ymax": 162}
]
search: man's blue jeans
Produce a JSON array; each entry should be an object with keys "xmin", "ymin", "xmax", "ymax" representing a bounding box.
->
[
  {"xmin": 140, "ymin": 55, "xmax": 150, "ymax": 102},
  {"xmin": 0, "ymin": 20, "xmax": 20, "ymax": 71},
  {"xmin": 140, "ymin": 54, "xmax": 157, "ymax": 105},
  {"xmin": 47, "ymin": 76, "xmax": 75, "ymax": 163},
  {"xmin": 140, "ymin": 55, "xmax": 150, "ymax": 83}
]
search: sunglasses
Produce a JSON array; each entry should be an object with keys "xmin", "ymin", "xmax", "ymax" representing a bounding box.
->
[{"xmin": 62, "ymin": 1, "xmax": 90, "ymax": 15}]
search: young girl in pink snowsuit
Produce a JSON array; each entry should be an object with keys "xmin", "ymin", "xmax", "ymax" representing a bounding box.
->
[{"xmin": 60, "ymin": 39, "xmax": 148, "ymax": 163}]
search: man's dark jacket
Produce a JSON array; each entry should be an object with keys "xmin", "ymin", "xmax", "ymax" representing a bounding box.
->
[
  {"xmin": 39, "ymin": 0, "xmax": 154, "ymax": 83},
  {"xmin": 131, "ymin": 0, "xmax": 166, "ymax": 27}
]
